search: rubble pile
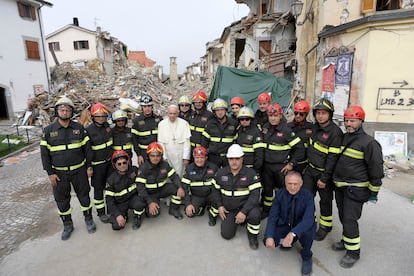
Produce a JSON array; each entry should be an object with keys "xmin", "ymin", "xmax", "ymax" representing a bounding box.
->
[{"xmin": 24, "ymin": 59, "xmax": 213, "ymax": 127}]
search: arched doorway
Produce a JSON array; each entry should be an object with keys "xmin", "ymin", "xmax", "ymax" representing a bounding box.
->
[{"xmin": 0, "ymin": 87, "xmax": 9, "ymax": 119}]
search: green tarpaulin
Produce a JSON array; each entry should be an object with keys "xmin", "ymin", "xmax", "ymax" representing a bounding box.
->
[{"xmin": 209, "ymin": 66, "xmax": 293, "ymax": 111}]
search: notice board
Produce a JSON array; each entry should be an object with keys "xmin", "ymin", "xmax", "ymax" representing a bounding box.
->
[{"xmin": 374, "ymin": 131, "xmax": 407, "ymax": 157}]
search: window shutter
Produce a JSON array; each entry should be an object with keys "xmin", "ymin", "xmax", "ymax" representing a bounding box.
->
[
  {"xmin": 26, "ymin": 40, "xmax": 40, "ymax": 60},
  {"xmin": 17, "ymin": 2, "xmax": 24, "ymax": 17},
  {"xmin": 30, "ymin": 6, "xmax": 36, "ymax": 20},
  {"xmin": 361, "ymin": 0, "xmax": 377, "ymax": 13}
]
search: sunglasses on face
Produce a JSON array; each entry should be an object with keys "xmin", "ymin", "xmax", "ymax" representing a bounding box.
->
[
  {"xmin": 239, "ymin": 118, "xmax": 251, "ymax": 121},
  {"xmin": 116, "ymin": 161, "xmax": 128, "ymax": 166},
  {"xmin": 294, "ymin": 112, "xmax": 306, "ymax": 116},
  {"xmin": 180, "ymin": 104, "xmax": 190, "ymax": 107}
]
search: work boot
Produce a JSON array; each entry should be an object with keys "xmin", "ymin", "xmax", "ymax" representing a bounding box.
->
[
  {"xmin": 84, "ymin": 209, "xmax": 96, "ymax": 234},
  {"xmin": 248, "ymin": 233, "xmax": 259, "ymax": 250},
  {"xmin": 208, "ymin": 212, "xmax": 217, "ymax": 226},
  {"xmin": 132, "ymin": 215, "xmax": 142, "ymax": 230},
  {"xmin": 301, "ymin": 258, "xmax": 313, "ymax": 276},
  {"xmin": 85, "ymin": 218, "xmax": 96, "ymax": 234},
  {"xmin": 340, "ymin": 253, "xmax": 359, "ymax": 268},
  {"xmin": 97, "ymin": 208, "xmax": 110, "ymax": 223},
  {"xmin": 168, "ymin": 204, "xmax": 183, "ymax": 220},
  {"xmin": 332, "ymin": 240, "xmax": 346, "ymax": 251},
  {"xmin": 61, "ymin": 221, "xmax": 74, "ymax": 241},
  {"xmin": 314, "ymin": 225, "xmax": 331, "ymax": 241}
]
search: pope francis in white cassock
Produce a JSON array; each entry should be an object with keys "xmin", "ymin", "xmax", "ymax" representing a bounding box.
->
[{"xmin": 158, "ymin": 105, "xmax": 191, "ymax": 178}]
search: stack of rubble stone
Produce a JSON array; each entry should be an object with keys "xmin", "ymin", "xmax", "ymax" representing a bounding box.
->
[{"xmin": 25, "ymin": 59, "xmax": 213, "ymax": 127}]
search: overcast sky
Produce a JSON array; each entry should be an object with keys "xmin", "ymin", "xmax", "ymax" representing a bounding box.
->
[{"xmin": 41, "ymin": 0, "xmax": 249, "ymax": 73}]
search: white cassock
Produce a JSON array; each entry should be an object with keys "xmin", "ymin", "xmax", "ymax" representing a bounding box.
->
[{"xmin": 157, "ymin": 117, "xmax": 191, "ymax": 178}]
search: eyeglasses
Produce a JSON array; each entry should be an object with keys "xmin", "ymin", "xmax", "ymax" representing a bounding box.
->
[
  {"xmin": 239, "ymin": 118, "xmax": 251, "ymax": 121},
  {"xmin": 116, "ymin": 161, "xmax": 128, "ymax": 166},
  {"xmin": 294, "ymin": 112, "xmax": 306, "ymax": 116},
  {"xmin": 179, "ymin": 104, "xmax": 190, "ymax": 107}
]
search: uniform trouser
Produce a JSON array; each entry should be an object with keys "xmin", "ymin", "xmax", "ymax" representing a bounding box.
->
[
  {"xmin": 269, "ymin": 224, "xmax": 315, "ymax": 261},
  {"xmin": 188, "ymin": 192, "xmax": 217, "ymax": 217},
  {"xmin": 208, "ymin": 154, "xmax": 228, "ymax": 168},
  {"xmin": 91, "ymin": 161, "xmax": 113, "ymax": 215},
  {"xmin": 144, "ymin": 183, "xmax": 182, "ymax": 216},
  {"xmin": 261, "ymin": 163, "xmax": 286, "ymax": 209},
  {"xmin": 335, "ymin": 187, "xmax": 364, "ymax": 258},
  {"xmin": 53, "ymin": 167, "xmax": 92, "ymax": 216},
  {"xmin": 303, "ymin": 166, "xmax": 334, "ymax": 229},
  {"xmin": 110, "ymin": 194, "xmax": 146, "ymax": 230},
  {"xmin": 293, "ymin": 162, "xmax": 308, "ymax": 175},
  {"xmin": 221, "ymin": 207, "xmax": 261, "ymax": 240}
]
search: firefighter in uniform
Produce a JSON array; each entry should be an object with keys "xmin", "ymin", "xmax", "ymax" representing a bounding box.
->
[
  {"xmin": 132, "ymin": 94, "xmax": 162, "ymax": 165},
  {"xmin": 254, "ymin": 92, "xmax": 271, "ymax": 130},
  {"xmin": 201, "ymin": 98, "xmax": 238, "ymax": 168},
  {"xmin": 235, "ymin": 106, "xmax": 264, "ymax": 174},
  {"xmin": 40, "ymin": 96, "xmax": 96, "ymax": 240},
  {"xmin": 86, "ymin": 102, "xmax": 113, "ymax": 223},
  {"xmin": 302, "ymin": 98, "xmax": 343, "ymax": 241},
  {"xmin": 105, "ymin": 150, "xmax": 145, "ymax": 230},
  {"xmin": 213, "ymin": 144, "xmax": 262, "ymax": 250},
  {"xmin": 230, "ymin": 96, "xmax": 245, "ymax": 120},
  {"xmin": 135, "ymin": 142, "xmax": 184, "ymax": 220},
  {"xmin": 261, "ymin": 103, "xmax": 303, "ymax": 218},
  {"xmin": 111, "ymin": 109, "xmax": 138, "ymax": 160},
  {"xmin": 287, "ymin": 100, "xmax": 314, "ymax": 174},
  {"xmin": 182, "ymin": 146, "xmax": 219, "ymax": 226},
  {"xmin": 332, "ymin": 106, "xmax": 384, "ymax": 268},
  {"xmin": 264, "ymin": 171, "xmax": 316, "ymax": 276},
  {"xmin": 188, "ymin": 91, "xmax": 214, "ymax": 152},
  {"xmin": 178, "ymin": 95, "xmax": 194, "ymax": 122}
]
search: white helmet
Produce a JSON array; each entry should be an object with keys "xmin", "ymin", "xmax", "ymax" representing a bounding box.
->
[{"xmin": 226, "ymin": 144, "xmax": 244, "ymax": 158}]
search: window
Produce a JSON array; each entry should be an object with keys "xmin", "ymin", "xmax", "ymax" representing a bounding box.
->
[
  {"xmin": 361, "ymin": 0, "xmax": 402, "ymax": 13},
  {"xmin": 48, "ymin": 42, "xmax": 61, "ymax": 52},
  {"xmin": 25, "ymin": 40, "xmax": 40, "ymax": 60},
  {"xmin": 73, "ymin": 40, "xmax": 89, "ymax": 50},
  {"xmin": 17, "ymin": 2, "xmax": 36, "ymax": 20}
]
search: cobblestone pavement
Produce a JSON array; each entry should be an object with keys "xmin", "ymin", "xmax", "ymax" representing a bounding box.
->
[{"xmin": 0, "ymin": 146, "xmax": 57, "ymax": 261}]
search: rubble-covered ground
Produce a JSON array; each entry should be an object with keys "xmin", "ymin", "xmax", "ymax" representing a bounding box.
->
[{"xmin": 25, "ymin": 59, "xmax": 214, "ymax": 127}]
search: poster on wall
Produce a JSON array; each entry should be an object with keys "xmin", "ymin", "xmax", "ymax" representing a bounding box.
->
[
  {"xmin": 321, "ymin": 63, "xmax": 336, "ymax": 92},
  {"xmin": 335, "ymin": 54, "xmax": 353, "ymax": 85},
  {"xmin": 374, "ymin": 131, "xmax": 407, "ymax": 157}
]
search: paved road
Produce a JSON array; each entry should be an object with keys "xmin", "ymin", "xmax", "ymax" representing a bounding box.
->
[{"xmin": 0, "ymin": 148, "xmax": 413, "ymax": 275}]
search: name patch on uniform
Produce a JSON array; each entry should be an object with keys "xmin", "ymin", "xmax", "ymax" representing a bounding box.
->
[
  {"xmin": 189, "ymin": 171, "xmax": 197, "ymax": 175},
  {"xmin": 138, "ymin": 121, "xmax": 145, "ymax": 126},
  {"xmin": 240, "ymin": 176, "xmax": 247, "ymax": 181},
  {"xmin": 201, "ymin": 116, "xmax": 208, "ymax": 122},
  {"xmin": 221, "ymin": 175, "xmax": 228, "ymax": 181},
  {"xmin": 73, "ymin": 129, "xmax": 80, "ymax": 135},
  {"xmin": 277, "ymin": 132, "xmax": 283, "ymax": 137},
  {"xmin": 207, "ymin": 169, "xmax": 214, "ymax": 174},
  {"xmin": 50, "ymin": 131, "xmax": 58, "ymax": 137},
  {"xmin": 322, "ymin": 133, "xmax": 329, "ymax": 139},
  {"xmin": 246, "ymin": 135, "xmax": 253, "ymax": 141},
  {"xmin": 306, "ymin": 129, "xmax": 313, "ymax": 135},
  {"xmin": 228, "ymin": 126, "xmax": 235, "ymax": 131},
  {"xmin": 160, "ymin": 169, "xmax": 167, "ymax": 174}
]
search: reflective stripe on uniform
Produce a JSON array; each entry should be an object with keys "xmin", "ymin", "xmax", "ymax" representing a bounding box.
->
[
  {"xmin": 342, "ymin": 147, "xmax": 364, "ymax": 159},
  {"xmin": 105, "ymin": 184, "xmax": 137, "ymax": 197},
  {"xmin": 308, "ymin": 162, "xmax": 325, "ymax": 172},
  {"xmin": 53, "ymin": 159, "xmax": 86, "ymax": 171},
  {"xmin": 220, "ymin": 188, "xmax": 250, "ymax": 197},
  {"xmin": 334, "ymin": 181, "xmax": 370, "ymax": 188},
  {"xmin": 247, "ymin": 223, "xmax": 260, "ymax": 235},
  {"xmin": 91, "ymin": 139, "xmax": 113, "ymax": 151},
  {"xmin": 267, "ymin": 144, "xmax": 291, "ymax": 151},
  {"xmin": 58, "ymin": 207, "xmax": 72, "ymax": 216},
  {"xmin": 113, "ymin": 144, "xmax": 133, "ymax": 150}
]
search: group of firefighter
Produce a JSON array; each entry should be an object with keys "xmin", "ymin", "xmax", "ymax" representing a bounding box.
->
[{"xmin": 40, "ymin": 89, "xmax": 384, "ymax": 275}]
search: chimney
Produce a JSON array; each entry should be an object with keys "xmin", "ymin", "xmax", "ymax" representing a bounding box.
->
[
  {"xmin": 96, "ymin": 26, "xmax": 101, "ymax": 33},
  {"xmin": 170, "ymin": 57, "xmax": 178, "ymax": 82},
  {"xmin": 73, "ymin": 17, "xmax": 79, "ymax": 26}
]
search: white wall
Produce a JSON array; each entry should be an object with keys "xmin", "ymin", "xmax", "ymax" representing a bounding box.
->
[
  {"xmin": 46, "ymin": 27, "xmax": 97, "ymax": 68},
  {"xmin": 0, "ymin": 0, "xmax": 50, "ymax": 115}
]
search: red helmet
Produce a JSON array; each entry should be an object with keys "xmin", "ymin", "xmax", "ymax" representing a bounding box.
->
[
  {"xmin": 267, "ymin": 103, "xmax": 283, "ymax": 115},
  {"xmin": 344, "ymin": 105, "xmax": 365, "ymax": 120},
  {"xmin": 147, "ymin": 142, "xmax": 163, "ymax": 155},
  {"xmin": 193, "ymin": 146, "xmax": 208, "ymax": 157},
  {"xmin": 230, "ymin": 96, "xmax": 245, "ymax": 106},
  {"xmin": 91, "ymin": 102, "xmax": 109, "ymax": 117},
  {"xmin": 192, "ymin": 91, "xmax": 207, "ymax": 103},
  {"xmin": 111, "ymin": 150, "xmax": 130, "ymax": 168},
  {"xmin": 258, "ymin": 92, "xmax": 271, "ymax": 103},
  {"xmin": 294, "ymin": 100, "xmax": 310, "ymax": 113}
]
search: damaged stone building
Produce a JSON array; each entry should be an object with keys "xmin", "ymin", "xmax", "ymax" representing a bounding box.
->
[{"xmin": 202, "ymin": 0, "xmax": 414, "ymax": 153}]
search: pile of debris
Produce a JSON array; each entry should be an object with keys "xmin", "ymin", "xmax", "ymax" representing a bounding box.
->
[{"xmin": 21, "ymin": 59, "xmax": 213, "ymax": 127}]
